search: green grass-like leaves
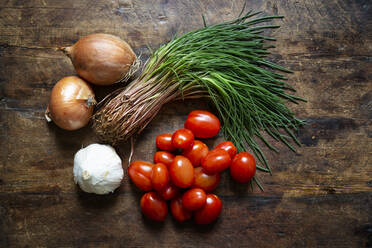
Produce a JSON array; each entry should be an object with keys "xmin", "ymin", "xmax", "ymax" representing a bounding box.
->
[{"xmin": 142, "ymin": 11, "xmax": 306, "ymax": 187}]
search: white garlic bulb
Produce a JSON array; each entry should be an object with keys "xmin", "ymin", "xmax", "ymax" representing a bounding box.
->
[{"xmin": 73, "ymin": 143, "xmax": 123, "ymax": 194}]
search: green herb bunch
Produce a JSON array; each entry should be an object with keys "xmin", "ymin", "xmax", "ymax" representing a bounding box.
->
[{"xmin": 93, "ymin": 11, "xmax": 306, "ymax": 189}]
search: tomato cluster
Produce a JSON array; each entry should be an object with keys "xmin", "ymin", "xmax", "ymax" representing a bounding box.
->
[{"xmin": 129, "ymin": 110, "xmax": 256, "ymax": 224}]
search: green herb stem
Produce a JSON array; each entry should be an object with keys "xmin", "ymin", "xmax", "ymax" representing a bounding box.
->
[{"xmin": 93, "ymin": 11, "xmax": 306, "ymax": 190}]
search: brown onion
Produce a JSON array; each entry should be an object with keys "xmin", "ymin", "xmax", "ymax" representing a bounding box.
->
[
  {"xmin": 45, "ymin": 76, "xmax": 96, "ymax": 130},
  {"xmin": 60, "ymin": 33, "xmax": 137, "ymax": 85}
]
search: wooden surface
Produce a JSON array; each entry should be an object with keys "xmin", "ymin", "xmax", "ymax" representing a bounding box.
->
[{"xmin": 0, "ymin": 0, "xmax": 371, "ymax": 247}]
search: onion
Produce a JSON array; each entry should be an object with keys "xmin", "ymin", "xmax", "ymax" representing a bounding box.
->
[
  {"xmin": 45, "ymin": 76, "xmax": 96, "ymax": 130},
  {"xmin": 60, "ymin": 33, "xmax": 137, "ymax": 85}
]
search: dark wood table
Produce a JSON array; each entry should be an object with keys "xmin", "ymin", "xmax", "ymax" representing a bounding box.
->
[{"xmin": 1, "ymin": 0, "xmax": 371, "ymax": 247}]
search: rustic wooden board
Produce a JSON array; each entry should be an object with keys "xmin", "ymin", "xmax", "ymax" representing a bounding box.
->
[{"xmin": 0, "ymin": 0, "xmax": 371, "ymax": 247}]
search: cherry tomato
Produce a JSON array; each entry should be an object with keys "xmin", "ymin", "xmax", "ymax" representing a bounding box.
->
[
  {"xmin": 156, "ymin": 133, "xmax": 176, "ymax": 151},
  {"xmin": 193, "ymin": 167, "xmax": 221, "ymax": 192},
  {"xmin": 230, "ymin": 152, "xmax": 256, "ymax": 183},
  {"xmin": 128, "ymin": 161, "xmax": 153, "ymax": 191},
  {"xmin": 154, "ymin": 151, "xmax": 175, "ymax": 167},
  {"xmin": 182, "ymin": 140, "xmax": 209, "ymax": 166},
  {"xmin": 169, "ymin": 155, "xmax": 194, "ymax": 188},
  {"xmin": 140, "ymin": 192, "xmax": 168, "ymax": 222},
  {"xmin": 182, "ymin": 188, "xmax": 207, "ymax": 211},
  {"xmin": 201, "ymin": 148, "xmax": 231, "ymax": 174},
  {"xmin": 159, "ymin": 184, "xmax": 179, "ymax": 201},
  {"xmin": 184, "ymin": 110, "xmax": 220, "ymax": 138},
  {"xmin": 194, "ymin": 194, "xmax": 222, "ymax": 225},
  {"xmin": 172, "ymin": 128, "xmax": 194, "ymax": 149},
  {"xmin": 170, "ymin": 196, "xmax": 192, "ymax": 222},
  {"xmin": 151, "ymin": 163, "xmax": 169, "ymax": 191},
  {"xmin": 215, "ymin": 141, "xmax": 237, "ymax": 159}
]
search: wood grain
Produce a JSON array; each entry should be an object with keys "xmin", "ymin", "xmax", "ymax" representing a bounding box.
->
[{"xmin": 0, "ymin": 0, "xmax": 371, "ymax": 247}]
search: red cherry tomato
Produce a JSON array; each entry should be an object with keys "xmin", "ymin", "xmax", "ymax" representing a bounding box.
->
[
  {"xmin": 128, "ymin": 161, "xmax": 153, "ymax": 191},
  {"xmin": 140, "ymin": 192, "xmax": 168, "ymax": 222},
  {"xmin": 154, "ymin": 151, "xmax": 175, "ymax": 167},
  {"xmin": 182, "ymin": 188, "xmax": 207, "ymax": 211},
  {"xmin": 201, "ymin": 149, "xmax": 231, "ymax": 174},
  {"xmin": 169, "ymin": 155, "xmax": 194, "ymax": 188},
  {"xmin": 170, "ymin": 196, "xmax": 192, "ymax": 222},
  {"xmin": 184, "ymin": 110, "xmax": 220, "ymax": 138},
  {"xmin": 156, "ymin": 133, "xmax": 176, "ymax": 151},
  {"xmin": 215, "ymin": 141, "xmax": 237, "ymax": 159},
  {"xmin": 182, "ymin": 140, "xmax": 209, "ymax": 166},
  {"xmin": 159, "ymin": 184, "xmax": 179, "ymax": 201},
  {"xmin": 193, "ymin": 167, "xmax": 221, "ymax": 192},
  {"xmin": 172, "ymin": 128, "xmax": 194, "ymax": 149},
  {"xmin": 230, "ymin": 152, "xmax": 256, "ymax": 183},
  {"xmin": 151, "ymin": 163, "xmax": 169, "ymax": 191},
  {"xmin": 194, "ymin": 194, "xmax": 222, "ymax": 225}
]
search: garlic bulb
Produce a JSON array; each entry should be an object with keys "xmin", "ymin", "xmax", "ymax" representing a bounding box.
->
[{"xmin": 73, "ymin": 144, "xmax": 123, "ymax": 194}]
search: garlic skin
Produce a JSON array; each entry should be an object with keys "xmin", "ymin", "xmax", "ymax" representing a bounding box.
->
[{"xmin": 73, "ymin": 144, "xmax": 123, "ymax": 194}]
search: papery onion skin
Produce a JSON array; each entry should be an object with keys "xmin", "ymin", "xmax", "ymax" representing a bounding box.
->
[
  {"xmin": 62, "ymin": 33, "xmax": 137, "ymax": 85},
  {"xmin": 46, "ymin": 76, "xmax": 95, "ymax": 130}
]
